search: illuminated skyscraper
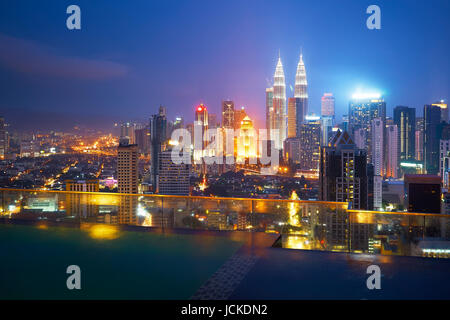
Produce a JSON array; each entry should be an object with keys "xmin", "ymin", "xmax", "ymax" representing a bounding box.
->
[
  {"xmin": 371, "ymin": 118, "xmax": 384, "ymax": 177},
  {"xmin": 433, "ymin": 100, "xmax": 449, "ymax": 123},
  {"xmin": 321, "ymin": 93, "xmax": 335, "ymax": 117},
  {"xmin": 294, "ymin": 53, "xmax": 308, "ymax": 132},
  {"xmin": 394, "ymin": 106, "xmax": 416, "ymax": 162},
  {"xmin": 221, "ymin": 100, "xmax": 235, "ymax": 129},
  {"xmin": 299, "ymin": 115, "xmax": 321, "ymax": 172},
  {"xmin": 158, "ymin": 148, "xmax": 190, "ymax": 196},
  {"xmin": 271, "ymin": 54, "xmax": 286, "ymax": 150},
  {"xmin": 321, "ymin": 93, "xmax": 335, "ymax": 146},
  {"xmin": 234, "ymin": 106, "xmax": 247, "ymax": 130},
  {"xmin": 386, "ymin": 124, "xmax": 398, "ymax": 178},
  {"xmin": 237, "ymin": 116, "xmax": 257, "ymax": 163},
  {"xmin": 0, "ymin": 116, "xmax": 8, "ymax": 159},
  {"xmin": 265, "ymin": 87, "xmax": 274, "ymax": 133},
  {"xmin": 194, "ymin": 104, "xmax": 208, "ymax": 174},
  {"xmin": 371, "ymin": 118, "xmax": 384, "ymax": 210},
  {"xmin": 287, "ymin": 98, "xmax": 297, "ymax": 138},
  {"xmin": 117, "ymin": 143, "xmax": 138, "ymax": 194},
  {"xmin": 416, "ymin": 117, "xmax": 424, "ymax": 161},
  {"xmin": 348, "ymin": 94, "xmax": 386, "ymax": 163}
]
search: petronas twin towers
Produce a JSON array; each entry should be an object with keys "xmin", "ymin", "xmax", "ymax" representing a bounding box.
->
[{"xmin": 266, "ymin": 52, "xmax": 308, "ymax": 150}]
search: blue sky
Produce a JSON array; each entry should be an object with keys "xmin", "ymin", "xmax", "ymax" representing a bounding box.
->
[{"xmin": 0, "ymin": 0, "xmax": 449, "ymax": 131}]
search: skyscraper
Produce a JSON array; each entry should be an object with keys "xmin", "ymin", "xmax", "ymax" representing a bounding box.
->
[
  {"xmin": 319, "ymin": 130, "xmax": 369, "ymax": 210},
  {"xmin": 234, "ymin": 106, "xmax": 247, "ymax": 130},
  {"xmin": 386, "ymin": 124, "xmax": 398, "ymax": 178},
  {"xmin": 348, "ymin": 94, "xmax": 386, "ymax": 163},
  {"xmin": 371, "ymin": 118, "xmax": 384, "ymax": 177},
  {"xmin": 321, "ymin": 93, "xmax": 335, "ymax": 117},
  {"xmin": 158, "ymin": 148, "xmax": 190, "ymax": 196},
  {"xmin": 265, "ymin": 87, "xmax": 274, "ymax": 133},
  {"xmin": 299, "ymin": 115, "xmax": 321, "ymax": 172},
  {"xmin": 117, "ymin": 143, "xmax": 138, "ymax": 194},
  {"xmin": 236, "ymin": 115, "xmax": 257, "ymax": 163},
  {"xmin": 194, "ymin": 104, "xmax": 208, "ymax": 174},
  {"xmin": 394, "ymin": 106, "xmax": 416, "ymax": 163},
  {"xmin": 294, "ymin": 53, "xmax": 308, "ymax": 132},
  {"xmin": 222, "ymin": 100, "xmax": 235, "ymax": 129},
  {"xmin": 416, "ymin": 117, "xmax": 424, "ymax": 161},
  {"xmin": 321, "ymin": 93, "xmax": 335, "ymax": 146},
  {"xmin": 287, "ymin": 98, "xmax": 297, "ymax": 138},
  {"xmin": 432, "ymin": 100, "xmax": 449, "ymax": 123},
  {"xmin": 134, "ymin": 126, "xmax": 150, "ymax": 154},
  {"xmin": 371, "ymin": 118, "xmax": 384, "ymax": 210},
  {"xmin": 0, "ymin": 117, "xmax": 8, "ymax": 159},
  {"xmin": 150, "ymin": 107, "xmax": 167, "ymax": 190},
  {"xmin": 271, "ymin": 54, "xmax": 286, "ymax": 150},
  {"xmin": 424, "ymin": 104, "xmax": 442, "ymax": 175}
]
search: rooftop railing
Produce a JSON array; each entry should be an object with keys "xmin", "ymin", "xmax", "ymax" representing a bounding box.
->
[{"xmin": 1, "ymin": 188, "xmax": 449, "ymax": 259}]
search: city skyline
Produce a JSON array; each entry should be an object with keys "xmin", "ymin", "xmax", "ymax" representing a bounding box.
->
[{"xmin": 0, "ymin": 0, "xmax": 449, "ymax": 131}]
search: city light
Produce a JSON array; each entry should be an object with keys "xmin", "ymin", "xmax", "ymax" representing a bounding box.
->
[{"xmin": 351, "ymin": 92, "xmax": 382, "ymax": 100}]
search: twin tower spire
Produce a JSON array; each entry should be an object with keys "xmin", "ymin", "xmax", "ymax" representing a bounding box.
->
[
  {"xmin": 274, "ymin": 51, "xmax": 308, "ymax": 99},
  {"xmin": 268, "ymin": 51, "xmax": 308, "ymax": 149}
]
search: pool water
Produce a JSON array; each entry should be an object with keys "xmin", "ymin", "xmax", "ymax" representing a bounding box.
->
[{"xmin": 0, "ymin": 224, "xmax": 243, "ymax": 299}]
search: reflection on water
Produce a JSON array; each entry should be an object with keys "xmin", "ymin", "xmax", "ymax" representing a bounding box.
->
[
  {"xmin": 82, "ymin": 224, "xmax": 120, "ymax": 240},
  {"xmin": 0, "ymin": 189, "xmax": 449, "ymax": 258}
]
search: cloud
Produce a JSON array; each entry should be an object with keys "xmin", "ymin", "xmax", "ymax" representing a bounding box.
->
[{"xmin": 0, "ymin": 33, "xmax": 129, "ymax": 79}]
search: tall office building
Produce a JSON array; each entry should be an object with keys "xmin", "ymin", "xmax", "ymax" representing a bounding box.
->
[
  {"xmin": 321, "ymin": 116, "xmax": 334, "ymax": 146},
  {"xmin": 287, "ymin": 98, "xmax": 297, "ymax": 138},
  {"xmin": 287, "ymin": 97, "xmax": 306, "ymax": 138},
  {"xmin": 158, "ymin": 148, "xmax": 190, "ymax": 195},
  {"xmin": 424, "ymin": 104, "xmax": 442, "ymax": 175},
  {"xmin": 319, "ymin": 130, "xmax": 369, "ymax": 210},
  {"xmin": 134, "ymin": 126, "xmax": 150, "ymax": 154},
  {"xmin": 415, "ymin": 117, "xmax": 424, "ymax": 161},
  {"xmin": 348, "ymin": 95, "xmax": 386, "ymax": 163},
  {"xmin": 265, "ymin": 88, "xmax": 274, "ymax": 133},
  {"xmin": 236, "ymin": 116, "xmax": 257, "ymax": 163},
  {"xmin": 321, "ymin": 92, "xmax": 335, "ymax": 146},
  {"xmin": 371, "ymin": 118, "xmax": 383, "ymax": 210},
  {"xmin": 432, "ymin": 100, "xmax": 448, "ymax": 123},
  {"xmin": 234, "ymin": 106, "xmax": 247, "ymax": 130},
  {"xmin": 150, "ymin": 107, "xmax": 167, "ymax": 190},
  {"xmin": 194, "ymin": 104, "xmax": 208, "ymax": 174},
  {"xmin": 284, "ymin": 137, "xmax": 301, "ymax": 164},
  {"xmin": 371, "ymin": 118, "xmax": 384, "ymax": 176},
  {"xmin": 0, "ymin": 117, "xmax": 8, "ymax": 159},
  {"xmin": 321, "ymin": 93, "xmax": 335, "ymax": 117},
  {"xmin": 222, "ymin": 100, "xmax": 235, "ymax": 129},
  {"xmin": 394, "ymin": 106, "xmax": 416, "ymax": 162},
  {"xmin": 299, "ymin": 115, "xmax": 321, "ymax": 171},
  {"xmin": 117, "ymin": 143, "xmax": 138, "ymax": 194},
  {"xmin": 386, "ymin": 124, "xmax": 398, "ymax": 178},
  {"xmin": 294, "ymin": 53, "xmax": 308, "ymax": 117},
  {"xmin": 271, "ymin": 55, "xmax": 286, "ymax": 150}
]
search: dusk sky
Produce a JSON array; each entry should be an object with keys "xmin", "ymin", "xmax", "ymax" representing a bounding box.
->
[{"xmin": 0, "ymin": 0, "xmax": 449, "ymax": 131}]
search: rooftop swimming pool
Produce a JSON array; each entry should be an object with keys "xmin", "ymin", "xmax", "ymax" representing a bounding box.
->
[
  {"xmin": 0, "ymin": 224, "xmax": 243, "ymax": 299},
  {"xmin": 1, "ymin": 189, "xmax": 449, "ymax": 259}
]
